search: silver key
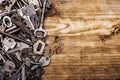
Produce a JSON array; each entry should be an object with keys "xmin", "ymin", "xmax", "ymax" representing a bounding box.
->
[
  {"xmin": 39, "ymin": 56, "xmax": 50, "ymax": 67},
  {"xmin": 34, "ymin": 0, "xmax": 47, "ymax": 37},
  {"xmin": 2, "ymin": 37, "xmax": 16, "ymax": 52},
  {"xmin": 33, "ymin": 40, "xmax": 45, "ymax": 54},
  {"xmin": 43, "ymin": 46, "xmax": 53, "ymax": 58}
]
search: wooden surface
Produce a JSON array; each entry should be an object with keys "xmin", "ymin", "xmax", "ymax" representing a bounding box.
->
[
  {"xmin": 0, "ymin": 0, "xmax": 120, "ymax": 80},
  {"xmin": 42, "ymin": 0, "xmax": 120, "ymax": 80}
]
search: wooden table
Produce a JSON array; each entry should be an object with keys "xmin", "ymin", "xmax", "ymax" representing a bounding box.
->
[
  {"xmin": 42, "ymin": 0, "xmax": 120, "ymax": 80},
  {"xmin": 1, "ymin": 0, "xmax": 120, "ymax": 79}
]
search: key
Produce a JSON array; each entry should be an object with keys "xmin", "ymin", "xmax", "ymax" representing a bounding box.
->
[
  {"xmin": 34, "ymin": 0, "xmax": 47, "ymax": 38},
  {"xmin": 43, "ymin": 46, "xmax": 53, "ymax": 58},
  {"xmin": 7, "ymin": 42, "xmax": 30, "ymax": 54},
  {"xmin": 25, "ymin": 16, "xmax": 35, "ymax": 30},
  {"xmin": 7, "ymin": 53, "xmax": 33, "ymax": 73},
  {"xmin": 2, "ymin": 37, "xmax": 16, "ymax": 52},
  {"xmin": 21, "ymin": 4, "xmax": 39, "ymax": 30},
  {"xmin": 39, "ymin": 56, "xmax": 50, "ymax": 67},
  {"xmin": 4, "ymin": 60, "xmax": 15, "ymax": 73},
  {"xmin": 5, "ymin": 63, "xmax": 25, "ymax": 80},
  {"xmin": 11, "ymin": 13, "xmax": 31, "ymax": 35},
  {"xmin": 33, "ymin": 40, "xmax": 45, "ymax": 55},
  {"xmin": 31, "ymin": 64, "xmax": 44, "ymax": 77},
  {"xmin": 0, "ymin": 31, "xmax": 33, "ymax": 46}
]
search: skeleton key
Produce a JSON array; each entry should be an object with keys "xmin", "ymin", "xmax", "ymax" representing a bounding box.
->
[
  {"xmin": 0, "ymin": 31, "xmax": 33, "ymax": 46},
  {"xmin": 34, "ymin": 0, "xmax": 47, "ymax": 38}
]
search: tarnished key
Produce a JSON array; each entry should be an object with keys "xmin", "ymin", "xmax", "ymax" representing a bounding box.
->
[
  {"xmin": 7, "ymin": 42, "xmax": 30, "ymax": 54},
  {"xmin": 33, "ymin": 40, "xmax": 45, "ymax": 55},
  {"xmin": 2, "ymin": 37, "xmax": 16, "ymax": 52},
  {"xmin": 0, "ymin": 31, "xmax": 33, "ymax": 46},
  {"xmin": 4, "ymin": 60, "xmax": 15, "ymax": 73},
  {"xmin": 34, "ymin": 0, "xmax": 47, "ymax": 38},
  {"xmin": 43, "ymin": 46, "xmax": 53, "ymax": 58},
  {"xmin": 39, "ymin": 56, "xmax": 50, "ymax": 67}
]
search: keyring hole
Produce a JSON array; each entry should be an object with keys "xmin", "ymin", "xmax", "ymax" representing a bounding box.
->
[
  {"xmin": 37, "ymin": 43, "xmax": 42, "ymax": 51},
  {"xmin": 9, "ymin": 66, "xmax": 13, "ymax": 70},
  {"xmin": 4, "ymin": 18, "xmax": 10, "ymax": 26},
  {"xmin": 36, "ymin": 31, "xmax": 45, "ymax": 37}
]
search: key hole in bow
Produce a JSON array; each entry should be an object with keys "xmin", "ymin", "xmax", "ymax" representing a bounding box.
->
[
  {"xmin": 37, "ymin": 43, "xmax": 42, "ymax": 51},
  {"xmin": 36, "ymin": 31, "xmax": 45, "ymax": 36},
  {"xmin": 5, "ymin": 18, "xmax": 10, "ymax": 26}
]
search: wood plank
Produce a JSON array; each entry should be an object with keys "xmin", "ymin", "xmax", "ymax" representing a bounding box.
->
[
  {"xmin": 42, "ymin": 34, "xmax": 120, "ymax": 80},
  {"xmin": 42, "ymin": 0, "xmax": 120, "ymax": 80}
]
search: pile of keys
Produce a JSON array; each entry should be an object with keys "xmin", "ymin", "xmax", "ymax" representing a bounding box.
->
[{"xmin": 0, "ymin": 0, "xmax": 53, "ymax": 80}]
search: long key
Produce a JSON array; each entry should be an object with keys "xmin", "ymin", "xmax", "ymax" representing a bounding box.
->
[
  {"xmin": 0, "ymin": 31, "xmax": 33, "ymax": 46},
  {"xmin": 34, "ymin": 0, "xmax": 47, "ymax": 38}
]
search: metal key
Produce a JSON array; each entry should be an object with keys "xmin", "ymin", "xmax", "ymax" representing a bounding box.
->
[
  {"xmin": 43, "ymin": 46, "xmax": 53, "ymax": 58},
  {"xmin": 7, "ymin": 42, "xmax": 30, "ymax": 54},
  {"xmin": 4, "ymin": 60, "xmax": 15, "ymax": 73},
  {"xmin": 2, "ymin": 37, "xmax": 16, "ymax": 52},
  {"xmin": 39, "ymin": 56, "xmax": 50, "ymax": 67},
  {"xmin": 33, "ymin": 40, "xmax": 45, "ymax": 55},
  {"xmin": 34, "ymin": 0, "xmax": 47, "ymax": 38},
  {"xmin": 0, "ymin": 31, "xmax": 33, "ymax": 46}
]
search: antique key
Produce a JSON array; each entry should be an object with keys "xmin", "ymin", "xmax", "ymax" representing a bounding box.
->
[
  {"xmin": 33, "ymin": 40, "xmax": 45, "ymax": 55},
  {"xmin": 34, "ymin": 0, "xmax": 47, "ymax": 38}
]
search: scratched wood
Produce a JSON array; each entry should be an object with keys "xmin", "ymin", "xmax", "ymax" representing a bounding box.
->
[{"xmin": 42, "ymin": 0, "xmax": 120, "ymax": 80}]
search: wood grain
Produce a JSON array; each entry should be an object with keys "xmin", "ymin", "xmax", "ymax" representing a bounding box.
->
[
  {"xmin": 1, "ymin": 0, "xmax": 120, "ymax": 80},
  {"xmin": 42, "ymin": 0, "xmax": 120, "ymax": 80}
]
